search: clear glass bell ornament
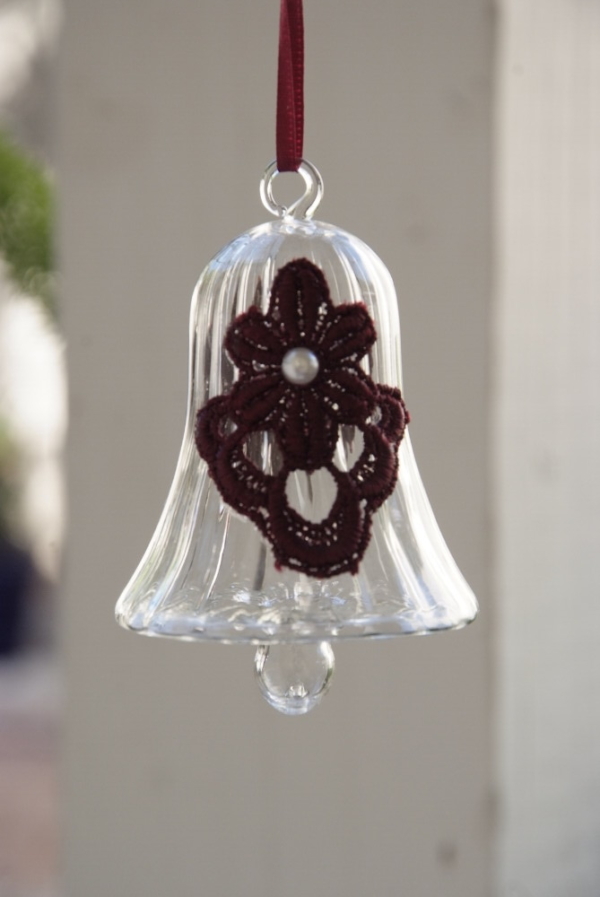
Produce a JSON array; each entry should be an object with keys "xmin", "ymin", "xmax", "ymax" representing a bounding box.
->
[{"xmin": 115, "ymin": 160, "xmax": 478, "ymax": 714}]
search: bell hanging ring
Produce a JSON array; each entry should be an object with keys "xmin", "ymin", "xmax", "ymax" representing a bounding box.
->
[{"xmin": 115, "ymin": 161, "xmax": 478, "ymax": 714}]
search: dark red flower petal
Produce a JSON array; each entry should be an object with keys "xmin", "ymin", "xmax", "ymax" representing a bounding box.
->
[
  {"xmin": 225, "ymin": 306, "xmax": 284, "ymax": 372},
  {"xmin": 269, "ymin": 259, "xmax": 331, "ymax": 345},
  {"xmin": 318, "ymin": 303, "xmax": 376, "ymax": 362},
  {"xmin": 275, "ymin": 389, "xmax": 337, "ymax": 471},
  {"xmin": 228, "ymin": 373, "xmax": 287, "ymax": 425},
  {"xmin": 320, "ymin": 365, "xmax": 376, "ymax": 424}
]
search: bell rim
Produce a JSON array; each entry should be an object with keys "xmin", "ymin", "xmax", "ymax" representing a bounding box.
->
[{"xmin": 115, "ymin": 606, "xmax": 478, "ymax": 645}]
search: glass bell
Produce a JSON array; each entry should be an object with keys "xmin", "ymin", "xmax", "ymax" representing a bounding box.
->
[{"xmin": 115, "ymin": 161, "xmax": 478, "ymax": 713}]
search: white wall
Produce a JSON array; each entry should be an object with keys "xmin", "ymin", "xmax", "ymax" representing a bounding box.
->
[
  {"xmin": 496, "ymin": 2, "xmax": 600, "ymax": 895},
  {"xmin": 60, "ymin": 2, "xmax": 493, "ymax": 896}
]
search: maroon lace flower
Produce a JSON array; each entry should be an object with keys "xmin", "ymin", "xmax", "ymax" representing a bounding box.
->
[{"xmin": 195, "ymin": 258, "xmax": 409, "ymax": 578}]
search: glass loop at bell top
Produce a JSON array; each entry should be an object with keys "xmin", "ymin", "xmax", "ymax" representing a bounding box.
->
[{"xmin": 260, "ymin": 159, "xmax": 324, "ymax": 220}]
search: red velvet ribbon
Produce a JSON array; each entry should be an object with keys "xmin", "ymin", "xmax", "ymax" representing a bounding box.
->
[{"xmin": 276, "ymin": 0, "xmax": 304, "ymax": 172}]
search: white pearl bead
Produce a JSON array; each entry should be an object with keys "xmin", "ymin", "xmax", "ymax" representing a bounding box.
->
[{"xmin": 281, "ymin": 347, "xmax": 319, "ymax": 385}]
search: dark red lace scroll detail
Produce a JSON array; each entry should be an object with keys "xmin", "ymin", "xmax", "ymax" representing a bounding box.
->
[{"xmin": 194, "ymin": 259, "xmax": 410, "ymax": 578}]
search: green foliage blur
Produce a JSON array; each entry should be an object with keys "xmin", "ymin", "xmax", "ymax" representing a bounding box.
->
[
  {"xmin": 0, "ymin": 129, "xmax": 55, "ymax": 320},
  {"xmin": 0, "ymin": 132, "xmax": 55, "ymax": 538},
  {"xmin": 0, "ymin": 417, "xmax": 18, "ymax": 541}
]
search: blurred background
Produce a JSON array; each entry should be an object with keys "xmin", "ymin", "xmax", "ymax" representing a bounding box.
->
[
  {"xmin": 0, "ymin": 1, "xmax": 598, "ymax": 896},
  {"xmin": 0, "ymin": 1, "xmax": 61, "ymax": 896}
]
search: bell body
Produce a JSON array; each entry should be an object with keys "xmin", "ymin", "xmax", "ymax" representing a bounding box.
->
[{"xmin": 115, "ymin": 217, "xmax": 478, "ymax": 643}]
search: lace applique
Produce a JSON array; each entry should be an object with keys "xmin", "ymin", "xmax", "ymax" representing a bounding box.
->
[{"xmin": 195, "ymin": 258, "xmax": 409, "ymax": 577}]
